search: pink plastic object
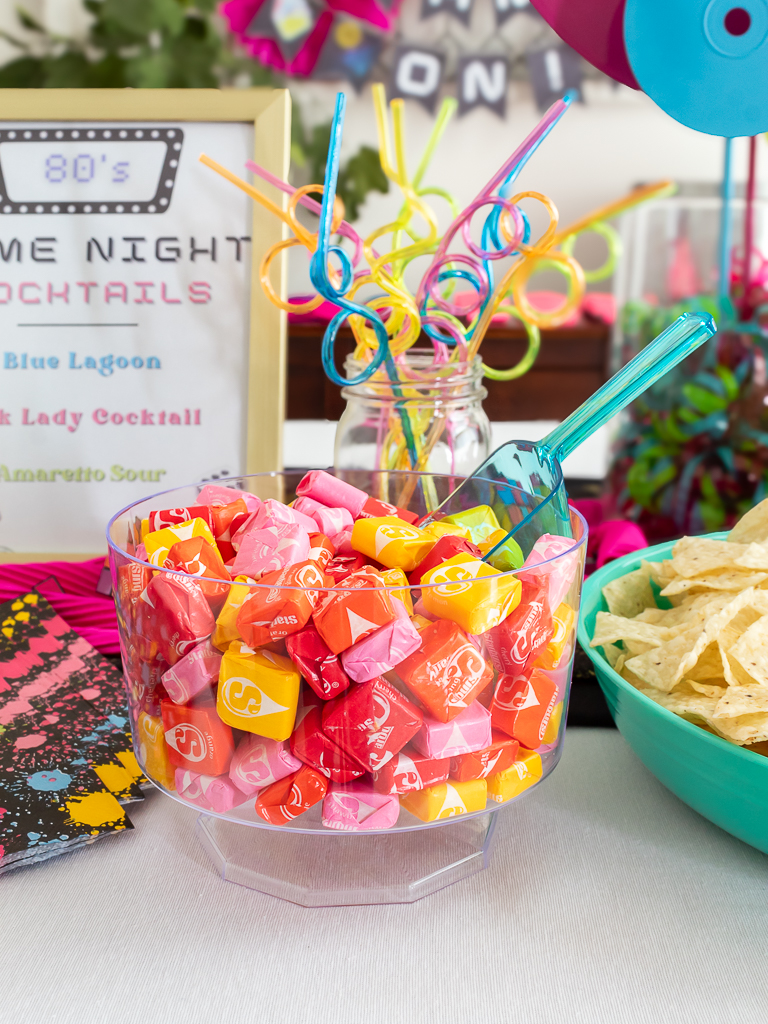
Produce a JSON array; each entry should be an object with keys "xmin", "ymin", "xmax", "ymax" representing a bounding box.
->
[
  {"xmin": 341, "ymin": 599, "xmax": 423, "ymax": 683},
  {"xmin": 228, "ymin": 734, "xmax": 302, "ymax": 796},
  {"xmin": 529, "ymin": 0, "xmax": 640, "ymax": 90},
  {"xmin": 411, "ymin": 702, "xmax": 492, "ymax": 759},
  {"xmin": 161, "ymin": 638, "xmax": 222, "ymax": 704},
  {"xmin": 175, "ymin": 769, "xmax": 241, "ymax": 814},
  {"xmin": 296, "ymin": 470, "xmax": 368, "ymax": 518},
  {"xmin": 321, "ymin": 782, "xmax": 400, "ymax": 831}
]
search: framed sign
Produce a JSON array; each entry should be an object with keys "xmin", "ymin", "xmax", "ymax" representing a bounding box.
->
[{"xmin": 0, "ymin": 88, "xmax": 291, "ymax": 560}]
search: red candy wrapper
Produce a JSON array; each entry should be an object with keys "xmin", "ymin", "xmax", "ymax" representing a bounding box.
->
[
  {"xmin": 139, "ymin": 572, "xmax": 216, "ymax": 665},
  {"xmin": 357, "ymin": 496, "xmax": 419, "ymax": 525},
  {"xmin": 290, "ymin": 700, "xmax": 365, "ymax": 782},
  {"xmin": 408, "ymin": 534, "xmax": 482, "ymax": 586},
  {"xmin": 371, "ymin": 746, "xmax": 450, "ymax": 794},
  {"xmin": 161, "ymin": 697, "xmax": 235, "ymax": 776},
  {"xmin": 313, "ymin": 567, "xmax": 396, "ymax": 655},
  {"xmin": 491, "ymin": 667, "xmax": 558, "ymax": 748},
  {"xmin": 236, "ymin": 560, "xmax": 329, "ymax": 647},
  {"xmin": 117, "ymin": 561, "xmax": 152, "ymax": 628},
  {"xmin": 148, "ymin": 505, "xmax": 213, "ymax": 533},
  {"xmin": 255, "ymin": 764, "xmax": 328, "ymax": 824},
  {"xmin": 484, "ymin": 582, "xmax": 553, "ymax": 676},
  {"xmin": 322, "ymin": 676, "xmax": 423, "ymax": 772},
  {"xmin": 324, "ymin": 553, "xmax": 368, "ymax": 584},
  {"xmin": 209, "ymin": 498, "xmax": 251, "ymax": 561},
  {"xmin": 285, "ymin": 624, "xmax": 350, "ymax": 701},
  {"xmin": 450, "ymin": 730, "xmax": 520, "ymax": 781},
  {"xmin": 165, "ymin": 536, "xmax": 232, "ymax": 609},
  {"xmin": 398, "ymin": 618, "xmax": 493, "ymax": 723}
]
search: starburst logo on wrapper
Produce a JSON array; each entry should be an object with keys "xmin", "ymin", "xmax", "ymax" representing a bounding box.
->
[
  {"xmin": 165, "ymin": 723, "xmax": 208, "ymax": 762},
  {"xmin": 429, "ymin": 559, "xmax": 478, "ymax": 597},
  {"xmin": 496, "ymin": 679, "xmax": 541, "ymax": 713},
  {"xmin": 220, "ymin": 677, "xmax": 290, "ymax": 719},
  {"xmin": 374, "ymin": 523, "xmax": 421, "ymax": 558},
  {"xmin": 427, "ymin": 643, "xmax": 485, "ymax": 701}
]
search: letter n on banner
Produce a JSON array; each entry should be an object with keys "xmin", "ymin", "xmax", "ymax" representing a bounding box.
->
[
  {"xmin": 526, "ymin": 45, "xmax": 584, "ymax": 112},
  {"xmin": 458, "ymin": 56, "xmax": 508, "ymax": 117},
  {"xmin": 390, "ymin": 46, "xmax": 444, "ymax": 113}
]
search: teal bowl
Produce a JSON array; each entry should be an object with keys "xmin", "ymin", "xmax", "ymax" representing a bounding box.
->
[{"xmin": 578, "ymin": 537, "xmax": 768, "ymax": 855}]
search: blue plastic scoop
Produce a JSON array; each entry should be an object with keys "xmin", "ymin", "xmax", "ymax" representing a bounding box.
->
[{"xmin": 424, "ymin": 311, "xmax": 717, "ymax": 558}]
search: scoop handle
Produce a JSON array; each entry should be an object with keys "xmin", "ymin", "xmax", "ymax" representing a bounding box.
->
[{"xmin": 541, "ymin": 311, "xmax": 717, "ymax": 463}]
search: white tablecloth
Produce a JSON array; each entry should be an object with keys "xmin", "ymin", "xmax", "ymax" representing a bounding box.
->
[{"xmin": 2, "ymin": 728, "xmax": 767, "ymax": 1024}]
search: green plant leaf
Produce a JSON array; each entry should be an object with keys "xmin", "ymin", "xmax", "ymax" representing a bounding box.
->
[
  {"xmin": 682, "ymin": 382, "xmax": 729, "ymax": 414},
  {"xmin": 99, "ymin": 0, "xmax": 185, "ymax": 39},
  {"xmin": 0, "ymin": 55, "xmax": 45, "ymax": 86},
  {"xmin": 15, "ymin": 6, "xmax": 46, "ymax": 32}
]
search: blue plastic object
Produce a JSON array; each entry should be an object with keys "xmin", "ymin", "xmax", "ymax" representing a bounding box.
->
[
  {"xmin": 579, "ymin": 539, "xmax": 768, "ymax": 856},
  {"xmin": 624, "ymin": 0, "xmax": 768, "ymax": 136},
  {"xmin": 429, "ymin": 311, "xmax": 717, "ymax": 558}
]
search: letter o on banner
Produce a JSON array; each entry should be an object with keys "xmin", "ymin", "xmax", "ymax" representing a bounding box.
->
[{"xmin": 391, "ymin": 46, "xmax": 444, "ymax": 112}]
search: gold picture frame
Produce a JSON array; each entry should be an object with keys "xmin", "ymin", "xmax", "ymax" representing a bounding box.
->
[{"xmin": 0, "ymin": 88, "xmax": 291, "ymax": 563}]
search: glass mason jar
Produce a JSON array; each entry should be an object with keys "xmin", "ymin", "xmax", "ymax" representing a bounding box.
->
[{"xmin": 334, "ymin": 349, "xmax": 492, "ymax": 477}]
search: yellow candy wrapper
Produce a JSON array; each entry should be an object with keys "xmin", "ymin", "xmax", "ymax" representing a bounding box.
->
[
  {"xmin": 137, "ymin": 711, "xmax": 176, "ymax": 790},
  {"xmin": 351, "ymin": 516, "xmax": 436, "ymax": 571},
  {"xmin": 536, "ymin": 602, "xmax": 576, "ymax": 670},
  {"xmin": 487, "ymin": 748, "xmax": 542, "ymax": 803},
  {"xmin": 421, "ymin": 554, "xmax": 521, "ymax": 634},
  {"xmin": 380, "ymin": 566, "xmax": 414, "ymax": 614},
  {"xmin": 400, "ymin": 778, "xmax": 487, "ymax": 821},
  {"xmin": 424, "ymin": 520, "xmax": 472, "ymax": 542},
  {"xmin": 442, "ymin": 505, "xmax": 503, "ymax": 547},
  {"xmin": 217, "ymin": 641, "xmax": 300, "ymax": 741},
  {"xmin": 212, "ymin": 576, "xmax": 255, "ymax": 651},
  {"xmin": 143, "ymin": 517, "xmax": 218, "ymax": 568}
]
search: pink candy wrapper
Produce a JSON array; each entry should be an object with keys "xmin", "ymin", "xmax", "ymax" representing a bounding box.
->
[
  {"xmin": 197, "ymin": 484, "xmax": 262, "ymax": 512},
  {"xmin": 519, "ymin": 534, "xmax": 578, "ymax": 610},
  {"xmin": 331, "ymin": 525, "xmax": 355, "ymax": 555},
  {"xmin": 228, "ymin": 733, "xmax": 302, "ymax": 796},
  {"xmin": 321, "ymin": 781, "xmax": 400, "ymax": 831},
  {"xmin": 161, "ymin": 637, "xmax": 222, "ymax": 704},
  {"xmin": 232, "ymin": 500, "xmax": 317, "ymax": 550},
  {"xmin": 175, "ymin": 768, "xmax": 241, "ymax": 814},
  {"xmin": 341, "ymin": 598, "xmax": 423, "ymax": 682},
  {"xmin": 411, "ymin": 701, "xmax": 492, "ymax": 759},
  {"xmin": 294, "ymin": 496, "xmax": 354, "ymax": 539},
  {"xmin": 296, "ymin": 470, "xmax": 368, "ymax": 518},
  {"xmin": 231, "ymin": 523, "xmax": 310, "ymax": 579}
]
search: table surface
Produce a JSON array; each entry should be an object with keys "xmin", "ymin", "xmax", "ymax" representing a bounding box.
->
[{"xmin": 2, "ymin": 727, "xmax": 767, "ymax": 1024}]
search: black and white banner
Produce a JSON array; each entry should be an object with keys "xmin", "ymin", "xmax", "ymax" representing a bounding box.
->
[
  {"xmin": 527, "ymin": 45, "xmax": 583, "ymax": 112},
  {"xmin": 457, "ymin": 56, "xmax": 508, "ymax": 117},
  {"xmin": 389, "ymin": 46, "xmax": 445, "ymax": 112}
]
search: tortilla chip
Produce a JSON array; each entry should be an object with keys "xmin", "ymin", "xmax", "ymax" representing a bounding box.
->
[
  {"xmin": 712, "ymin": 684, "xmax": 768, "ymax": 719},
  {"xmin": 685, "ymin": 643, "xmax": 726, "ymax": 681},
  {"xmin": 706, "ymin": 711, "xmax": 768, "ymax": 745},
  {"xmin": 601, "ymin": 642, "xmax": 622, "ymax": 668},
  {"xmin": 602, "ymin": 565, "xmax": 656, "ymax": 618},
  {"xmin": 644, "ymin": 559, "xmax": 676, "ymax": 589},
  {"xmin": 591, "ymin": 612, "xmax": 672, "ymax": 650},
  {"xmin": 670, "ymin": 537, "xmax": 748, "ymax": 578},
  {"xmin": 734, "ymin": 542, "xmax": 768, "ymax": 570},
  {"xmin": 676, "ymin": 590, "xmax": 768, "ymax": 680},
  {"xmin": 686, "ymin": 679, "xmax": 728, "ymax": 697},
  {"xmin": 728, "ymin": 498, "xmax": 768, "ymax": 544},
  {"xmin": 660, "ymin": 569, "xmax": 768, "ymax": 596},
  {"xmin": 624, "ymin": 627, "xmax": 701, "ymax": 692},
  {"xmin": 649, "ymin": 682, "xmax": 721, "ymax": 719}
]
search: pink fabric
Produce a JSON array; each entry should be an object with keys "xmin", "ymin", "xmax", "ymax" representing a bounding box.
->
[
  {"xmin": 0, "ymin": 559, "xmax": 119, "ymax": 656},
  {"xmin": 571, "ymin": 500, "xmax": 648, "ymax": 573}
]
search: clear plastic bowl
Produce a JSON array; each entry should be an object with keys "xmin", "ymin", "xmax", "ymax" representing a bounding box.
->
[{"xmin": 107, "ymin": 470, "xmax": 587, "ymax": 905}]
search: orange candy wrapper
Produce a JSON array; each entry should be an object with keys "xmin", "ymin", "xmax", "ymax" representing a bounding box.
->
[
  {"xmin": 313, "ymin": 566, "xmax": 396, "ymax": 655},
  {"xmin": 236, "ymin": 560, "xmax": 330, "ymax": 647},
  {"xmin": 398, "ymin": 618, "xmax": 493, "ymax": 723},
  {"xmin": 165, "ymin": 536, "xmax": 231, "ymax": 608},
  {"xmin": 143, "ymin": 517, "xmax": 219, "ymax": 568},
  {"xmin": 255, "ymin": 764, "xmax": 328, "ymax": 824},
  {"xmin": 450, "ymin": 730, "xmax": 520, "ymax": 781},
  {"xmin": 487, "ymin": 748, "xmax": 543, "ymax": 803},
  {"xmin": 491, "ymin": 667, "xmax": 558, "ymax": 749}
]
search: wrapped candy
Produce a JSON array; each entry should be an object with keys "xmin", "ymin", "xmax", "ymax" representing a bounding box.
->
[
  {"xmin": 161, "ymin": 697, "xmax": 235, "ymax": 776},
  {"xmin": 243, "ymin": 497, "xmax": 318, "ymax": 536},
  {"xmin": 161, "ymin": 637, "xmax": 222, "ymax": 704},
  {"xmin": 144, "ymin": 517, "xmax": 218, "ymax": 568},
  {"xmin": 484, "ymin": 582, "xmax": 553, "ymax": 676},
  {"xmin": 323, "ymin": 553, "xmax": 368, "ymax": 584},
  {"xmin": 139, "ymin": 572, "xmax": 216, "ymax": 665},
  {"xmin": 400, "ymin": 778, "xmax": 487, "ymax": 822},
  {"xmin": 290, "ymin": 699, "xmax": 365, "ymax": 782},
  {"xmin": 175, "ymin": 768, "xmax": 241, "ymax": 814},
  {"xmin": 197, "ymin": 483, "xmax": 262, "ymax": 512},
  {"xmin": 340, "ymin": 599, "xmax": 422, "ymax": 683},
  {"xmin": 420, "ymin": 554, "xmax": 521, "ymax": 635},
  {"xmin": 322, "ymin": 782, "xmax": 400, "ymax": 831},
  {"xmin": 487, "ymin": 748, "xmax": 543, "ymax": 803},
  {"xmin": 313, "ymin": 567, "xmax": 396, "ymax": 654},
  {"xmin": 519, "ymin": 534, "xmax": 578, "ymax": 611},
  {"xmin": 117, "ymin": 561, "xmax": 151, "ymax": 628},
  {"xmin": 407, "ymin": 535, "xmax": 481, "ymax": 586},
  {"xmin": 534, "ymin": 603, "xmax": 576, "ymax": 671},
  {"xmin": 351, "ymin": 516, "xmax": 435, "ymax": 572},
  {"xmin": 255, "ymin": 764, "xmax": 328, "ymax": 824},
  {"xmin": 296, "ymin": 470, "xmax": 368, "ymax": 518},
  {"xmin": 212, "ymin": 576, "xmax": 254, "ymax": 650},
  {"xmin": 411, "ymin": 701, "xmax": 492, "ymax": 759},
  {"xmin": 217, "ymin": 641, "xmax": 300, "ymax": 741},
  {"xmin": 148, "ymin": 505, "xmax": 213, "ymax": 533},
  {"xmin": 441, "ymin": 505, "xmax": 504, "ymax": 547},
  {"xmin": 137, "ymin": 710, "xmax": 176, "ymax": 790},
  {"xmin": 398, "ymin": 619, "xmax": 493, "ymax": 722},
  {"xmin": 482, "ymin": 531, "xmax": 524, "ymax": 573},
  {"xmin": 371, "ymin": 747, "xmax": 450, "ymax": 795},
  {"xmin": 285, "ymin": 624, "xmax": 350, "ymax": 700},
  {"xmin": 491, "ymin": 667, "xmax": 558, "ymax": 749},
  {"xmin": 307, "ymin": 532, "xmax": 335, "ymax": 569},
  {"xmin": 228, "ymin": 733, "xmax": 301, "ymax": 796},
  {"xmin": 231, "ymin": 522, "xmax": 310, "ymax": 579},
  {"xmin": 420, "ymin": 519, "xmax": 472, "ymax": 541},
  {"xmin": 165, "ymin": 536, "xmax": 231, "ymax": 607},
  {"xmin": 322, "ymin": 676, "xmax": 423, "ymax": 771},
  {"xmin": 294, "ymin": 496, "xmax": 354, "ymax": 539},
  {"xmin": 450, "ymin": 731, "xmax": 520, "ymax": 781},
  {"xmin": 379, "ymin": 567, "xmax": 414, "ymax": 614},
  {"xmin": 209, "ymin": 498, "xmax": 251, "ymax": 561},
  {"xmin": 236, "ymin": 560, "xmax": 329, "ymax": 647},
  {"xmin": 357, "ymin": 496, "xmax": 419, "ymax": 524},
  {"xmin": 541, "ymin": 701, "xmax": 564, "ymax": 746}
]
